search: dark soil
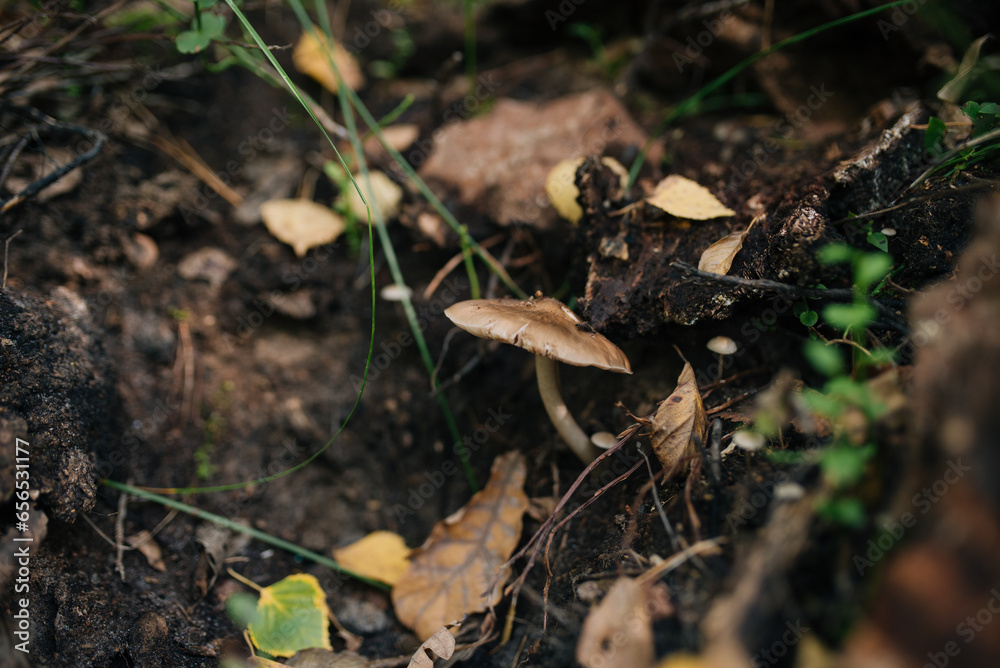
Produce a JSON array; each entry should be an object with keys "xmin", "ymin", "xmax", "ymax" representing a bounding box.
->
[{"xmin": 1, "ymin": 1, "xmax": 1000, "ymax": 667}]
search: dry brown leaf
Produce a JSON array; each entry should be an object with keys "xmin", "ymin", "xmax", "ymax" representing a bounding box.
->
[
  {"xmin": 646, "ymin": 175, "xmax": 735, "ymax": 220},
  {"xmin": 697, "ymin": 229, "xmax": 748, "ymax": 276},
  {"xmin": 292, "ymin": 28, "xmax": 364, "ymax": 93},
  {"xmin": 332, "ymin": 531, "xmax": 410, "ymax": 587},
  {"xmin": 126, "ymin": 530, "xmax": 166, "ymax": 572},
  {"xmin": 576, "ymin": 578, "xmax": 656, "ymax": 668},
  {"xmin": 391, "ymin": 451, "xmax": 529, "ymax": 640},
  {"xmin": 651, "ymin": 362, "xmax": 708, "ymax": 474},
  {"xmin": 285, "ymin": 648, "xmax": 370, "ymax": 667},
  {"xmin": 260, "ymin": 198, "xmax": 345, "ymax": 257},
  {"xmin": 407, "ymin": 626, "xmax": 457, "ymax": 668}
]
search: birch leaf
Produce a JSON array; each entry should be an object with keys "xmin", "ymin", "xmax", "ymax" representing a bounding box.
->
[
  {"xmin": 646, "ymin": 175, "xmax": 734, "ymax": 220},
  {"xmin": 332, "ymin": 531, "xmax": 410, "ymax": 587},
  {"xmin": 248, "ymin": 574, "xmax": 332, "ymax": 658},
  {"xmin": 391, "ymin": 451, "xmax": 529, "ymax": 640},
  {"xmin": 260, "ymin": 199, "xmax": 345, "ymax": 257},
  {"xmin": 651, "ymin": 362, "xmax": 708, "ymax": 474}
]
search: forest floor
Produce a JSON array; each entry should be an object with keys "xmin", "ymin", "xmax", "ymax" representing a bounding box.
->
[{"xmin": 1, "ymin": 1, "xmax": 1000, "ymax": 667}]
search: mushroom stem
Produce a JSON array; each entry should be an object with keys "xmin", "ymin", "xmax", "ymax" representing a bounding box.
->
[{"xmin": 535, "ymin": 355, "xmax": 601, "ymax": 463}]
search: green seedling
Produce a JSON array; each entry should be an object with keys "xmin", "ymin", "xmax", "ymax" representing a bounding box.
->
[{"xmin": 176, "ymin": 0, "xmax": 227, "ymax": 55}]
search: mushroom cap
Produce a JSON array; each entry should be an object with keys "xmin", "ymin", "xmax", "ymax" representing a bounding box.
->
[
  {"xmin": 706, "ymin": 335, "xmax": 738, "ymax": 355},
  {"xmin": 444, "ymin": 296, "xmax": 632, "ymax": 373}
]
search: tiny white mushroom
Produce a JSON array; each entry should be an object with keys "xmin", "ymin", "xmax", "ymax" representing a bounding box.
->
[
  {"xmin": 444, "ymin": 295, "xmax": 632, "ymax": 464},
  {"xmin": 590, "ymin": 431, "xmax": 619, "ymax": 450},
  {"xmin": 706, "ymin": 335, "xmax": 737, "ymax": 380}
]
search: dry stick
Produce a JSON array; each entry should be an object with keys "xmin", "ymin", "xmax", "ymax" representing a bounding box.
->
[
  {"xmin": 539, "ymin": 455, "xmax": 646, "ymax": 631},
  {"xmin": 501, "ymin": 423, "xmax": 644, "ymax": 598},
  {"xmin": 2, "ymin": 229, "xmax": 23, "ymax": 290},
  {"xmin": 423, "ymin": 232, "xmax": 505, "ymax": 299},
  {"xmin": 635, "ymin": 537, "xmax": 725, "ymax": 588},
  {"xmin": 115, "ymin": 484, "xmax": 128, "ymax": 580},
  {"xmin": 706, "ymin": 386, "xmax": 764, "ymax": 415}
]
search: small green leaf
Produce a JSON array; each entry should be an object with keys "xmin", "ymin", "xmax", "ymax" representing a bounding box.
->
[
  {"xmin": 820, "ymin": 443, "xmax": 875, "ymax": 488},
  {"xmin": 801, "ymin": 387, "xmax": 844, "ymax": 419},
  {"xmin": 818, "ymin": 243, "xmax": 856, "ymax": 265},
  {"xmin": 799, "ymin": 309, "xmax": 819, "ymax": 327},
  {"xmin": 823, "ymin": 301, "xmax": 876, "ymax": 330},
  {"xmin": 176, "ymin": 12, "xmax": 226, "ymax": 53},
  {"xmin": 866, "ymin": 346, "xmax": 897, "ymax": 365},
  {"xmin": 854, "ymin": 252, "xmax": 893, "ymax": 292},
  {"xmin": 866, "ymin": 230, "xmax": 888, "ymax": 253},
  {"xmin": 925, "ymin": 116, "xmax": 946, "ymax": 157},
  {"xmin": 195, "ymin": 0, "xmax": 218, "ymax": 8},
  {"xmin": 804, "ymin": 339, "xmax": 843, "ymax": 376},
  {"xmin": 248, "ymin": 574, "xmax": 332, "ymax": 658},
  {"xmin": 817, "ymin": 497, "xmax": 867, "ymax": 527},
  {"xmin": 176, "ymin": 29, "xmax": 210, "ymax": 53}
]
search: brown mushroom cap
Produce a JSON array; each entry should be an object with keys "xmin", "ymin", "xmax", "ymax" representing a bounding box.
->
[{"xmin": 444, "ymin": 296, "xmax": 632, "ymax": 373}]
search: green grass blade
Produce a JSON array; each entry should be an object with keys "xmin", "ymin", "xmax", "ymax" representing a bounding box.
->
[
  {"xmin": 101, "ymin": 479, "xmax": 390, "ymax": 590},
  {"xmin": 627, "ymin": 0, "xmax": 918, "ymax": 188}
]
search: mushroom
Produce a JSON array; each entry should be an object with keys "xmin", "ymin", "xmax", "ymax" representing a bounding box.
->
[
  {"xmin": 706, "ymin": 335, "xmax": 737, "ymax": 381},
  {"xmin": 445, "ymin": 294, "xmax": 631, "ymax": 464}
]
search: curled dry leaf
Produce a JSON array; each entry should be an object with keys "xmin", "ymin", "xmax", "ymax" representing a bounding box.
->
[
  {"xmin": 391, "ymin": 451, "xmax": 529, "ymax": 640},
  {"xmin": 126, "ymin": 530, "xmax": 166, "ymax": 572},
  {"xmin": 343, "ymin": 170, "xmax": 404, "ymax": 222},
  {"xmin": 697, "ymin": 230, "xmax": 747, "ymax": 276},
  {"xmin": 332, "ymin": 530, "xmax": 410, "ymax": 587},
  {"xmin": 646, "ymin": 175, "xmax": 735, "ymax": 220},
  {"xmin": 651, "ymin": 362, "xmax": 708, "ymax": 474},
  {"xmin": 260, "ymin": 199, "xmax": 345, "ymax": 257},
  {"xmin": 292, "ymin": 28, "xmax": 365, "ymax": 93},
  {"xmin": 577, "ymin": 578, "xmax": 660, "ymax": 668},
  {"xmin": 407, "ymin": 626, "xmax": 457, "ymax": 668}
]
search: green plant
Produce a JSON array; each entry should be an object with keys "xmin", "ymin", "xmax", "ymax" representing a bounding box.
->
[{"xmin": 176, "ymin": 0, "xmax": 227, "ymax": 54}]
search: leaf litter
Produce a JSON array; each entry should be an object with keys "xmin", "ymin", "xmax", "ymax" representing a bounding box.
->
[{"xmin": 391, "ymin": 451, "xmax": 529, "ymax": 641}]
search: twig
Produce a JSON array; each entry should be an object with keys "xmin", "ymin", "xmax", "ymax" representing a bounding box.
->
[
  {"xmin": 2, "ymin": 229, "xmax": 23, "ymax": 290},
  {"xmin": 671, "ymin": 261, "xmax": 909, "ymax": 333}
]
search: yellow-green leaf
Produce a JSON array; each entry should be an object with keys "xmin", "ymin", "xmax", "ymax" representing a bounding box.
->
[{"xmin": 248, "ymin": 573, "xmax": 332, "ymax": 658}]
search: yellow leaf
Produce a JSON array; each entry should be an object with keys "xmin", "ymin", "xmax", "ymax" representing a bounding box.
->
[
  {"xmin": 391, "ymin": 451, "xmax": 529, "ymax": 640},
  {"xmin": 260, "ymin": 198, "xmax": 345, "ymax": 257},
  {"xmin": 646, "ymin": 175, "xmax": 734, "ymax": 220},
  {"xmin": 343, "ymin": 171, "xmax": 404, "ymax": 222},
  {"xmin": 293, "ymin": 28, "xmax": 365, "ymax": 94},
  {"xmin": 651, "ymin": 363, "xmax": 707, "ymax": 474},
  {"xmin": 546, "ymin": 157, "xmax": 629, "ymax": 223},
  {"xmin": 332, "ymin": 531, "xmax": 410, "ymax": 587}
]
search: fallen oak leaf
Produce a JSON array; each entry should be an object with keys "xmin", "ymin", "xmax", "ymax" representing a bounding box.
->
[
  {"xmin": 391, "ymin": 451, "xmax": 529, "ymax": 640},
  {"xmin": 646, "ymin": 175, "xmax": 735, "ymax": 220},
  {"xmin": 651, "ymin": 362, "xmax": 708, "ymax": 475},
  {"xmin": 408, "ymin": 625, "xmax": 458, "ymax": 668}
]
